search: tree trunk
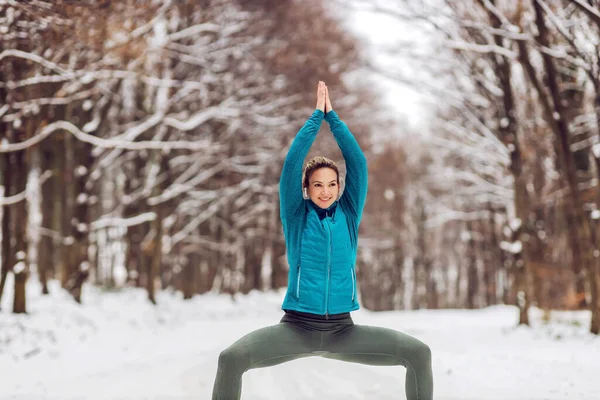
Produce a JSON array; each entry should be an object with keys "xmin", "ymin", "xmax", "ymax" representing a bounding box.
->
[
  {"xmin": 0, "ymin": 151, "xmax": 11, "ymax": 306},
  {"xmin": 271, "ymin": 225, "xmax": 288, "ymax": 290},
  {"xmin": 148, "ymin": 203, "xmax": 163, "ymax": 305},
  {"xmin": 412, "ymin": 202, "xmax": 427, "ymax": 309},
  {"xmin": 38, "ymin": 137, "xmax": 54, "ymax": 295},
  {"xmin": 588, "ymin": 86, "xmax": 600, "ymax": 333},
  {"xmin": 484, "ymin": 207, "xmax": 500, "ymax": 306},
  {"xmin": 531, "ymin": 1, "xmax": 590, "ymax": 307},
  {"xmin": 146, "ymin": 148, "xmax": 165, "ymax": 305},
  {"xmin": 422, "ymin": 215, "xmax": 437, "ymax": 308},
  {"xmin": 454, "ymin": 228, "xmax": 464, "ymax": 308},
  {"xmin": 466, "ymin": 220, "xmax": 478, "ymax": 309},
  {"xmin": 587, "ymin": 210, "xmax": 600, "ymax": 334},
  {"xmin": 243, "ymin": 235, "xmax": 260, "ymax": 294},
  {"xmin": 61, "ymin": 114, "xmax": 77, "ymax": 295},
  {"xmin": 12, "ymin": 124, "xmax": 30, "ymax": 314},
  {"xmin": 0, "ymin": 50, "xmax": 15, "ymax": 306},
  {"xmin": 70, "ymin": 139, "xmax": 92, "ymax": 303},
  {"xmin": 183, "ymin": 253, "xmax": 198, "ymax": 300},
  {"xmin": 393, "ymin": 237, "xmax": 405, "ymax": 310},
  {"xmin": 50, "ymin": 132, "xmax": 66, "ymax": 289},
  {"xmin": 485, "ymin": 0, "xmax": 531, "ymax": 321}
]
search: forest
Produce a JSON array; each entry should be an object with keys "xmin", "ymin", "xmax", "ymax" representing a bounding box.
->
[{"xmin": 1, "ymin": 0, "xmax": 599, "ymax": 335}]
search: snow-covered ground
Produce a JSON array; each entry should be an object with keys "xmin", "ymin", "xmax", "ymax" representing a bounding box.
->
[{"xmin": 1, "ymin": 275, "xmax": 598, "ymax": 400}]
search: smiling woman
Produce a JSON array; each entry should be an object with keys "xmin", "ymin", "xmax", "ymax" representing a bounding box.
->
[
  {"xmin": 302, "ymin": 157, "xmax": 340, "ymax": 209},
  {"xmin": 211, "ymin": 81, "xmax": 433, "ymax": 400}
]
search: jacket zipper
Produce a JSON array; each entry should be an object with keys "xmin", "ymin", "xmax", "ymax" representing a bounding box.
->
[
  {"xmin": 324, "ymin": 219, "xmax": 332, "ymax": 319},
  {"xmin": 351, "ymin": 268, "xmax": 355, "ymax": 301},
  {"xmin": 296, "ymin": 265, "xmax": 301, "ymax": 299}
]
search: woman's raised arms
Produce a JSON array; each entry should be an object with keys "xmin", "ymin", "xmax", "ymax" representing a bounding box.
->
[
  {"xmin": 324, "ymin": 85, "xmax": 368, "ymax": 222},
  {"xmin": 279, "ymin": 82, "xmax": 326, "ymax": 222}
]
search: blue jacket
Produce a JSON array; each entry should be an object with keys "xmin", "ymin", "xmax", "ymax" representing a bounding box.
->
[{"xmin": 279, "ymin": 110, "xmax": 368, "ymax": 316}]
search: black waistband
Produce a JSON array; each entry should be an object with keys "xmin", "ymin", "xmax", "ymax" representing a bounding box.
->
[{"xmin": 283, "ymin": 309, "xmax": 351, "ymax": 321}]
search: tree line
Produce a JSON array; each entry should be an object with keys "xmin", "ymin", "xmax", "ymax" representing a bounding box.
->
[
  {"xmin": 1, "ymin": 0, "xmax": 599, "ymax": 335},
  {"xmin": 351, "ymin": 0, "xmax": 600, "ymax": 334},
  {"xmin": 0, "ymin": 0, "xmax": 378, "ymax": 309}
]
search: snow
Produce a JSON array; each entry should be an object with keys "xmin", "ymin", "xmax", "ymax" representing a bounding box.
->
[
  {"xmin": 499, "ymin": 240, "xmax": 523, "ymax": 254},
  {"xmin": 90, "ymin": 212, "xmax": 156, "ymax": 231},
  {"xmin": 76, "ymin": 193, "xmax": 88, "ymax": 204},
  {"xmin": 79, "ymin": 261, "xmax": 91, "ymax": 272},
  {"xmin": 592, "ymin": 143, "xmax": 600, "ymax": 159},
  {"xmin": 82, "ymin": 116, "xmax": 100, "ymax": 133},
  {"xmin": 384, "ymin": 188, "xmax": 395, "ymax": 201},
  {"xmin": 76, "ymin": 166, "xmax": 88, "ymax": 177},
  {"xmin": 1, "ymin": 276, "xmax": 598, "ymax": 400},
  {"xmin": 509, "ymin": 218, "xmax": 522, "ymax": 232},
  {"xmin": 12, "ymin": 261, "xmax": 26, "ymax": 274}
]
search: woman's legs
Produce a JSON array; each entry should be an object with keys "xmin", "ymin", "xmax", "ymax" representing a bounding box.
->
[
  {"xmin": 322, "ymin": 324, "xmax": 433, "ymax": 400},
  {"xmin": 211, "ymin": 322, "xmax": 316, "ymax": 400}
]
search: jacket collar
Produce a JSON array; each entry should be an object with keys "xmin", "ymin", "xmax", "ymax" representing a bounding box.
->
[{"xmin": 308, "ymin": 199, "xmax": 338, "ymax": 221}]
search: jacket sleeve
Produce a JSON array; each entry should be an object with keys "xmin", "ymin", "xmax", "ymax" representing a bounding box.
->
[
  {"xmin": 279, "ymin": 110, "xmax": 324, "ymax": 221},
  {"xmin": 325, "ymin": 110, "xmax": 368, "ymax": 222}
]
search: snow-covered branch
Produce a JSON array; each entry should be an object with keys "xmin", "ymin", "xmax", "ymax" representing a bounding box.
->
[
  {"xmin": 0, "ymin": 120, "xmax": 223, "ymax": 153},
  {"xmin": 436, "ymin": 169, "xmax": 513, "ymax": 198},
  {"xmin": 480, "ymin": 0, "xmax": 517, "ymax": 31},
  {"xmin": 571, "ymin": 0, "xmax": 600, "ymax": 27},
  {"xmin": 164, "ymin": 107, "xmax": 241, "ymax": 131},
  {"xmin": 167, "ymin": 23, "xmax": 221, "ymax": 42},
  {"xmin": 0, "ymin": 186, "xmax": 27, "ymax": 206},
  {"xmin": 0, "ymin": 49, "xmax": 72, "ymax": 77},
  {"xmin": 424, "ymin": 208, "xmax": 493, "ymax": 229},
  {"xmin": 146, "ymin": 162, "xmax": 226, "ymax": 206},
  {"xmin": 444, "ymin": 39, "xmax": 517, "ymax": 59},
  {"xmin": 90, "ymin": 212, "xmax": 156, "ymax": 231},
  {"xmin": 166, "ymin": 197, "xmax": 225, "ymax": 251},
  {"xmin": 427, "ymin": 132, "xmax": 509, "ymax": 167},
  {"xmin": 535, "ymin": 0, "xmax": 591, "ymax": 69},
  {"xmin": 0, "ymin": 170, "xmax": 52, "ymax": 206},
  {"xmin": 458, "ymin": 19, "xmax": 528, "ymax": 41},
  {"xmin": 104, "ymin": 0, "xmax": 173, "ymax": 51}
]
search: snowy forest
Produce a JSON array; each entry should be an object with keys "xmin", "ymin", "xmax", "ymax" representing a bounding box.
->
[{"xmin": 1, "ymin": 0, "xmax": 600, "ymax": 338}]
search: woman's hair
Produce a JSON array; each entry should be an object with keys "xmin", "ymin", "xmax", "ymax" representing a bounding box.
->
[{"xmin": 302, "ymin": 156, "xmax": 339, "ymax": 189}]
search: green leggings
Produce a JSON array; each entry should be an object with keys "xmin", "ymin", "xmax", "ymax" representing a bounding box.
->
[{"xmin": 212, "ymin": 311, "xmax": 433, "ymax": 399}]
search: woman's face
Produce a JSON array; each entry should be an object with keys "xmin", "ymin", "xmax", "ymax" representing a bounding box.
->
[{"xmin": 307, "ymin": 167, "xmax": 339, "ymax": 209}]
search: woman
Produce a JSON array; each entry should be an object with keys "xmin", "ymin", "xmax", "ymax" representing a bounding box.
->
[{"xmin": 212, "ymin": 81, "xmax": 433, "ymax": 400}]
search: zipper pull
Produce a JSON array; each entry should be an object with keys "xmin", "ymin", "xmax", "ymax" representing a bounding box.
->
[{"xmin": 325, "ymin": 312, "xmax": 329, "ymax": 320}]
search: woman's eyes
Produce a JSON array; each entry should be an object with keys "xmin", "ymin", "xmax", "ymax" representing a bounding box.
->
[{"xmin": 314, "ymin": 183, "xmax": 337, "ymax": 187}]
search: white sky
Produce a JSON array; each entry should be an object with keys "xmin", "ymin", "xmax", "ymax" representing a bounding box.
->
[{"xmin": 337, "ymin": 2, "xmax": 439, "ymax": 131}]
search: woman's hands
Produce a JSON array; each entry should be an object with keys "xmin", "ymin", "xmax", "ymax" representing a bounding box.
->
[
  {"xmin": 316, "ymin": 81, "xmax": 334, "ymax": 113},
  {"xmin": 316, "ymin": 81, "xmax": 326, "ymax": 112}
]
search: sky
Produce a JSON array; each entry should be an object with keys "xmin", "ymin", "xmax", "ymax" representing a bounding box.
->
[{"xmin": 335, "ymin": 0, "xmax": 439, "ymax": 131}]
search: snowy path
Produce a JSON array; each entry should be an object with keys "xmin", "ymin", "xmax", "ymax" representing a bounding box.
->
[{"xmin": 1, "ymin": 282, "xmax": 599, "ymax": 400}]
